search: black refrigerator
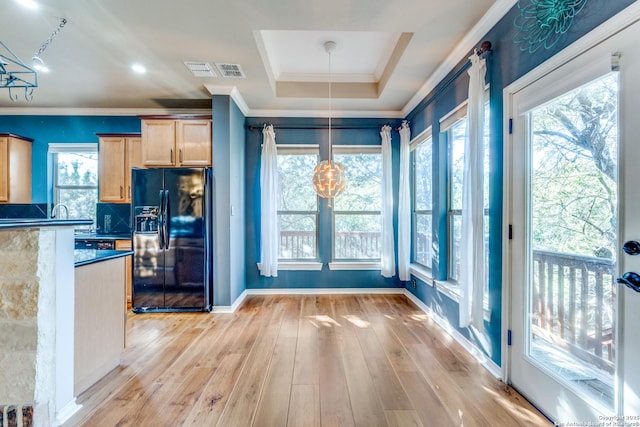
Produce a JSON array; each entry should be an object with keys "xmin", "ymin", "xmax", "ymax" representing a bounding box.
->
[{"xmin": 131, "ymin": 167, "xmax": 213, "ymax": 312}]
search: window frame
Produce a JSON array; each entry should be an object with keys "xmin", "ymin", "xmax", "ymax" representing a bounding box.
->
[
  {"xmin": 438, "ymin": 91, "xmax": 491, "ymax": 311},
  {"xmin": 410, "ymin": 127, "xmax": 434, "ymax": 271},
  {"xmin": 331, "ymin": 145, "xmax": 383, "ymax": 265},
  {"xmin": 49, "ymin": 143, "xmax": 98, "ymax": 223},
  {"xmin": 276, "ymin": 144, "xmax": 321, "ymax": 264}
]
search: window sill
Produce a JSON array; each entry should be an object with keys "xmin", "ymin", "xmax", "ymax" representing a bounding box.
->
[
  {"xmin": 434, "ymin": 280, "xmax": 492, "ymax": 322},
  {"xmin": 257, "ymin": 262, "xmax": 323, "ymax": 272},
  {"xmin": 328, "ymin": 262, "xmax": 380, "ymax": 271},
  {"xmin": 409, "ymin": 264, "xmax": 434, "ymax": 286}
]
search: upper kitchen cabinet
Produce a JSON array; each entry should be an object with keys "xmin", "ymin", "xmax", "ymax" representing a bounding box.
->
[
  {"xmin": 97, "ymin": 133, "xmax": 142, "ymax": 203},
  {"xmin": 0, "ymin": 133, "xmax": 33, "ymax": 204},
  {"xmin": 140, "ymin": 116, "xmax": 212, "ymax": 167}
]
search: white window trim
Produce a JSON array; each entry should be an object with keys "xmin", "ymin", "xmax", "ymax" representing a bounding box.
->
[
  {"xmin": 276, "ymin": 145, "xmax": 320, "ymax": 263},
  {"xmin": 49, "ymin": 142, "xmax": 97, "ymax": 153},
  {"xmin": 410, "ymin": 126, "xmax": 433, "ymax": 151},
  {"xmin": 434, "ymin": 279, "xmax": 491, "ymax": 322},
  {"xmin": 329, "ymin": 262, "xmax": 380, "ymax": 271},
  {"xmin": 332, "ymin": 146, "xmax": 383, "ymax": 263},
  {"xmin": 410, "ymin": 263, "xmax": 434, "ymax": 286},
  {"xmin": 332, "ymin": 145, "xmax": 381, "ymax": 154},
  {"xmin": 411, "ymin": 130, "xmax": 434, "ymax": 272},
  {"xmin": 257, "ymin": 262, "xmax": 323, "ymax": 272}
]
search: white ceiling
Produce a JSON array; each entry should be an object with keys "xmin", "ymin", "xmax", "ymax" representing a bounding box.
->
[{"xmin": 0, "ymin": 0, "xmax": 511, "ymax": 117}]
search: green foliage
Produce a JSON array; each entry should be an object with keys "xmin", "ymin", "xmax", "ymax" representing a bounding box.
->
[
  {"xmin": 55, "ymin": 152, "xmax": 98, "ymax": 220},
  {"xmin": 531, "ymin": 73, "xmax": 618, "ymax": 258}
]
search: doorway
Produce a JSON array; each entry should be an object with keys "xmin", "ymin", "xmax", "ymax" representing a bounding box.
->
[{"xmin": 505, "ymin": 16, "xmax": 640, "ymax": 422}]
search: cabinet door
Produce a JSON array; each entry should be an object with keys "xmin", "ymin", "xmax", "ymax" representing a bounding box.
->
[
  {"xmin": 125, "ymin": 137, "xmax": 142, "ymax": 203},
  {"xmin": 9, "ymin": 138, "xmax": 32, "ymax": 203},
  {"xmin": 0, "ymin": 138, "xmax": 8, "ymax": 202},
  {"xmin": 99, "ymin": 137, "xmax": 127, "ymax": 202},
  {"xmin": 142, "ymin": 120, "xmax": 176, "ymax": 166},
  {"xmin": 177, "ymin": 120, "xmax": 211, "ymax": 166}
]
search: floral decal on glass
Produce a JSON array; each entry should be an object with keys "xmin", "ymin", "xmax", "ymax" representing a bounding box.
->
[{"xmin": 513, "ymin": 0, "xmax": 589, "ymax": 53}]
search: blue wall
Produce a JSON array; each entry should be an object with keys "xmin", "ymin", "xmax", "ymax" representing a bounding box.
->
[
  {"xmin": 0, "ymin": 116, "xmax": 140, "ymax": 202},
  {"xmin": 244, "ymin": 117, "xmax": 403, "ymax": 290},
  {"xmin": 405, "ymin": 0, "xmax": 636, "ymax": 366},
  {"xmin": 212, "ymin": 95, "xmax": 247, "ymax": 306}
]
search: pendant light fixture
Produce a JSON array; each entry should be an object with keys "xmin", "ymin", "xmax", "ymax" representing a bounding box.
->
[{"xmin": 312, "ymin": 40, "xmax": 347, "ymax": 208}]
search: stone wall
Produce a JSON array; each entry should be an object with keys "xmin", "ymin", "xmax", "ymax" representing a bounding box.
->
[{"xmin": 0, "ymin": 228, "xmax": 56, "ymax": 426}]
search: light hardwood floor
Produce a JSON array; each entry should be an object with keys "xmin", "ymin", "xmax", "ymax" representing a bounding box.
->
[{"xmin": 63, "ymin": 294, "xmax": 550, "ymax": 426}]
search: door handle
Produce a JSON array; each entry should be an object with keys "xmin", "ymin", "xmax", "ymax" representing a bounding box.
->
[
  {"xmin": 623, "ymin": 240, "xmax": 640, "ymax": 255},
  {"xmin": 617, "ymin": 272, "xmax": 640, "ymax": 293}
]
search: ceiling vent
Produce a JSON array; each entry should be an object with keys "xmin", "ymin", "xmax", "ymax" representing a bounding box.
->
[
  {"xmin": 183, "ymin": 61, "xmax": 216, "ymax": 77},
  {"xmin": 215, "ymin": 63, "xmax": 246, "ymax": 78}
]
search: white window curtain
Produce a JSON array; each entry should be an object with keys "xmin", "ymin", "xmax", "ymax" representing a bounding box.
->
[
  {"xmin": 460, "ymin": 53, "xmax": 486, "ymax": 331},
  {"xmin": 260, "ymin": 125, "xmax": 279, "ymax": 277},
  {"xmin": 397, "ymin": 121, "xmax": 411, "ymax": 281},
  {"xmin": 380, "ymin": 125, "xmax": 396, "ymax": 278}
]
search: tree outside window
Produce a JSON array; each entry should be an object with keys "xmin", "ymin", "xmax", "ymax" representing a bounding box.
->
[
  {"xmin": 333, "ymin": 147, "xmax": 382, "ymax": 260},
  {"xmin": 277, "ymin": 146, "xmax": 319, "ymax": 260},
  {"xmin": 52, "ymin": 146, "xmax": 98, "ymax": 223},
  {"xmin": 412, "ymin": 136, "xmax": 433, "ymax": 269}
]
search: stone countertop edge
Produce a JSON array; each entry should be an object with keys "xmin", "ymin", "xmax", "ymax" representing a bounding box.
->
[
  {"xmin": 0, "ymin": 219, "xmax": 94, "ymax": 229},
  {"xmin": 74, "ymin": 249, "xmax": 134, "ymax": 267}
]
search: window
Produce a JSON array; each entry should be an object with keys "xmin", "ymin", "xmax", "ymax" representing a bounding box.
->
[
  {"xmin": 448, "ymin": 118, "xmax": 466, "ymax": 282},
  {"xmin": 277, "ymin": 145, "xmax": 319, "ymax": 260},
  {"xmin": 50, "ymin": 143, "xmax": 98, "ymax": 223},
  {"xmin": 333, "ymin": 146, "xmax": 382, "ymax": 261},
  {"xmin": 442, "ymin": 100, "xmax": 490, "ymax": 286},
  {"xmin": 412, "ymin": 131, "xmax": 433, "ymax": 269}
]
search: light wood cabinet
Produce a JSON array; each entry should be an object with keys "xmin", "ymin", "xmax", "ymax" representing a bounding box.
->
[
  {"xmin": 0, "ymin": 133, "xmax": 33, "ymax": 204},
  {"xmin": 116, "ymin": 239, "xmax": 133, "ymax": 310},
  {"xmin": 140, "ymin": 116, "xmax": 212, "ymax": 167},
  {"xmin": 97, "ymin": 134, "xmax": 142, "ymax": 203}
]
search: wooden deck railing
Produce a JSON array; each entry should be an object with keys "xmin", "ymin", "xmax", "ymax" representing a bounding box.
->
[
  {"xmin": 279, "ymin": 230, "xmax": 382, "ymax": 259},
  {"xmin": 280, "ymin": 231, "xmax": 316, "ymax": 259},
  {"xmin": 532, "ymin": 250, "xmax": 615, "ymax": 372}
]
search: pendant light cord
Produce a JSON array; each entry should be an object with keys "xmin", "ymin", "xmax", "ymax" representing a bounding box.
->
[{"xmin": 325, "ymin": 41, "xmax": 335, "ymax": 162}]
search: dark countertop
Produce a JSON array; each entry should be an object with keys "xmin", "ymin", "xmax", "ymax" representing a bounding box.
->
[
  {"xmin": 0, "ymin": 219, "xmax": 93, "ymax": 229},
  {"xmin": 74, "ymin": 249, "xmax": 134, "ymax": 267},
  {"xmin": 74, "ymin": 232, "xmax": 132, "ymax": 240}
]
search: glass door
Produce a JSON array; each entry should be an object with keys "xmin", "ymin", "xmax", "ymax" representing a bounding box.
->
[{"xmin": 508, "ymin": 18, "xmax": 640, "ymax": 422}]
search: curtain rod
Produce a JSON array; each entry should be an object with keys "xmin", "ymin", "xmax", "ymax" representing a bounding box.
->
[
  {"xmin": 246, "ymin": 123, "xmax": 401, "ymax": 132},
  {"xmin": 406, "ymin": 40, "xmax": 492, "ymax": 122}
]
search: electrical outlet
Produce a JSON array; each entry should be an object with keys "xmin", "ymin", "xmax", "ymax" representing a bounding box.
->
[{"xmin": 411, "ymin": 279, "xmax": 417, "ymax": 289}]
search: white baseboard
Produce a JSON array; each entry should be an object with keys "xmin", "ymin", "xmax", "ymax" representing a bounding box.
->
[
  {"xmin": 245, "ymin": 287, "xmax": 405, "ymax": 296},
  {"xmin": 55, "ymin": 399, "xmax": 81, "ymax": 426},
  {"xmin": 212, "ymin": 286, "xmax": 502, "ymax": 379},
  {"xmin": 402, "ymin": 290, "xmax": 502, "ymax": 379},
  {"xmin": 211, "ymin": 290, "xmax": 248, "ymax": 313}
]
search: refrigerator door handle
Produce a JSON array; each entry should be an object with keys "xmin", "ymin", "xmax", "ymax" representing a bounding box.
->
[
  {"xmin": 163, "ymin": 189, "xmax": 171, "ymax": 250},
  {"xmin": 158, "ymin": 189, "xmax": 166, "ymax": 250}
]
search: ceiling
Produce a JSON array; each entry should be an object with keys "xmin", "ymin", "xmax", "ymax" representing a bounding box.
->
[{"xmin": 0, "ymin": 0, "xmax": 509, "ymax": 117}]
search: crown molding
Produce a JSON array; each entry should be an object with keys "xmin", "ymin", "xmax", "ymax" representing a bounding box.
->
[
  {"xmin": 204, "ymin": 85, "xmax": 250, "ymax": 116},
  {"xmin": 401, "ymin": 0, "xmax": 517, "ymax": 116},
  {"xmin": 0, "ymin": 107, "xmax": 210, "ymax": 116},
  {"xmin": 246, "ymin": 108, "xmax": 404, "ymax": 119}
]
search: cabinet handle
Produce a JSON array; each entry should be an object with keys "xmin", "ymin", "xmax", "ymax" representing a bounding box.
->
[
  {"xmin": 120, "ymin": 186, "xmax": 123, "ymax": 198},
  {"xmin": 179, "ymin": 149, "xmax": 183, "ymax": 163},
  {"xmin": 170, "ymin": 148, "xmax": 173, "ymax": 162},
  {"xmin": 128, "ymin": 186, "xmax": 131, "ymax": 200}
]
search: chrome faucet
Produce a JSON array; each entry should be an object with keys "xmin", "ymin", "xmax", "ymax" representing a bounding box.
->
[{"xmin": 51, "ymin": 203, "xmax": 69, "ymax": 219}]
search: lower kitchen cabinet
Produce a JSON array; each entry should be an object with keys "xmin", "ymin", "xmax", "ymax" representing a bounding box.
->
[
  {"xmin": 74, "ymin": 257, "xmax": 126, "ymax": 395},
  {"xmin": 116, "ymin": 239, "xmax": 133, "ymax": 309}
]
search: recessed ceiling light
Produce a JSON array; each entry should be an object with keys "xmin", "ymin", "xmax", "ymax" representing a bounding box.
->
[
  {"xmin": 15, "ymin": 0, "xmax": 38, "ymax": 9},
  {"xmin": 131, "ymin": 64, "xmax": 146, "ymax": 74}
]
